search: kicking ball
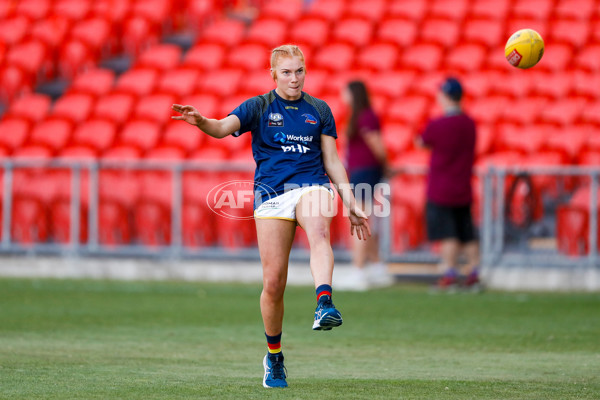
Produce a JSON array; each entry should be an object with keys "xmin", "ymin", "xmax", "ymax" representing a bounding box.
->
[{"xmin": 505, "ymin": 29, "xmax": 544, "ymax": 69}]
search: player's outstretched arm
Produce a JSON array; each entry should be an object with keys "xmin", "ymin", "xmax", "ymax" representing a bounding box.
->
[
  {"xmin": 171, "ymin": 104, "xmax": 241, "ymax": 139},
  {"xmin": 321, "ymin": 135, "xmax": 371, "ymax": 240}
]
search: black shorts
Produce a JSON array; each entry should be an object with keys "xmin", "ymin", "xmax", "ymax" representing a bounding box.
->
[
  {"xmin": 425, "ymin": 201, "xmax": 476, "ymax": 243},
  {"xmin": 349, "ymin": 167, "xmax": 383, "ymax": 204}
]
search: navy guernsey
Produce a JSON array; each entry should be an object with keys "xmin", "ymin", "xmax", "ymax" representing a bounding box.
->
[{"xmin": 230, "ymin": 90, "xmax": 337, "ymax": 208}]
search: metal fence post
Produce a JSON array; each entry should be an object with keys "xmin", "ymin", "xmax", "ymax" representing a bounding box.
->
[
  {"xmin": 494, "ymin": 168, "xmax": 506, "ymax": 266},
  {"xmin": 1, "ymin": 162, "xmax": 13, "ymax": 249},
  {"xmin": 589, "ymin": 171, "xmax": 598, "ymax": 268},
  {"xmin": 379, "ymin": 177, "xmax": 392, "ymax": 262},
  {"xmin": 88, "ymin": 162, "xmax": 99, "ymax": 251},
  {"xmin": 70, "ymin": 165, "xmax": 81, "ymax": 252},
  {"xmin": 482, "ymin": 169, "xmax": 493, "ymax": 269},
  {"xmin": 171, "ymin": 164, "xmax": 183, "ymax": 256}
]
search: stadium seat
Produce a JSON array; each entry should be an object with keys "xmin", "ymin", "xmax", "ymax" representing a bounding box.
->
[
  {"xmin": 101, "ymin": 145, "xmax": 143, "ymax": 161},
  {"xmin": 96, "ymin": 171, "xmax": 140, "ymax": 246},
  {"xmin": 556, "ymin": 205, "xmax": 591, "ymax": 256},
  {"xmin": 301, "ymin": 69, "xmax": 328, "ymax": 98},
  {"xmin": 420, "ymin": 19, "xmax": 461, "ymax": 48},
  {"xmin": 0, "ymin": 118, "xmax": 30, "ymax": 153},
  {"xmin": 227, "ymin": 43, "xmax": 270, "ymax": 71},
  {"xmin": 356, "ymin": 43, "xmax": 398, "ymax": 72},
  {"xmin": 385, "ymin": 95, "xmax": 430, "ymax": 128},
  {"xmin": 381, "ymin": 123, "xmax": 414, "ymax": 162},
  {"xmin": 57, "ymin": 39, "xmax": 97, "ymax": 79},
  {"xmin": 238, "ymin": 71, "xmax": 275, "ymax": 96},
  {"xmin": 461, "ymin": 71, "xmax": 501, "ymax": 99},
  {"xmin": 502, "ymin": 96, "xmax": 548, "ymax": 125},
  {"xmin": 400, "ymin": 43, "xmax": 444, "ymax": 72},
  {"xmin": 132, "ymin": 93, "xmax": 176, "ymax": 126},
  {"xmin": 68, "ymin": 68, "xmax": 115, "ymax": 97},
  {"xmin": 53, "ymin": 0, "xmax": 92, "ymax": 20},
  {"xmin": 554, "ymin": 0, "xmax": 596, "ymax": 20},
  {"xmin": 162, "ymin": 120, "xmax": 204, "ymax": 155},
  {"xmin": 549, "ymin": 18, "xmax": 591, "ymax": 49},
  {"xmin": 289, "ymin": 18, "xmax": 330, "ymax": 49},
  {"xmin": 306, "ymin": 0, "xmax": 346, "ymax": 22},
  {"xmin": 579, "ymin": 100, "xmax": 600, "ymax": 126},
  {"xmin": 312, "ymin": 43, "xmax": 355, "ymax": 72},
  {"xmin": 196, "ymin": 19, "xmax": 246, "ymax": 47},
  {"xmin": 5, "ymin": 93, "xmax": 52, "ymax": 124},
  {"xmin": 545, "ymin": 127, "xmax": 589, "ymax": 164},
  {"xmin": 70, "ymin": 17, "xmax": 114, "ymax": 59},
  {"xmin": 386, "ymin": 0, "xmax": 427, "ymax": 22},
  {"xmin": 573, "ymin": 44, "xmax": 600, "ymax": 72},
  {"xmin": 260, "ymin": 0, "xmax": 304, "ymax": 22},
  {"xmin": 93, "ymin": 93, "xmax": 136, "ymax": 126},
  {"xmin": 17, "ymin": 0, "xmax": 51, "ymax": 21},
  {"xmin": 505, "ymin": 18, "xmax": 549, "ymax": 46},
  {"xmin": 375, "ymin": 18, "xmax": 417, "ymax": 48},
  {"xmin": 133, "ymin": 172, "xmax": 174, "ymax": 246},
  {"xmin": 121, "ymin": 16, "xmax": 161, "ymax": 56},
  {"xmin": 511, "ymin": 0, "xmax": 554, "ymax": 20},
  {"xmin": 332, "ymin": 18, "xmax": 374, "ymax": 48},
  {"xmin": 181, "ymin": 172, "xmax": 219, "ymax": 247},
  {"xmin": 51, "ymin": 93, "xmax": 95, "ymax": 124},
  {"xmin": 119, "ymin": 120, "xmax": 162, "ymax": 152},
  {"xmin": 0, "ymin": 66, "xmax": 33, "ymax": 103},
  {"xmin": 467, "ymin": 95, "xmax": 510, "ymax": 125},
  {"xmin": 367, "ymin": 71, "xmax": 415, "ymax": 101},
  {"xmin": 538, "ymin": 43, "xmax": 573, "ymax": 72},
  {"xmin": 462, "ymin": 18, "xmax": 504, "ymax": 49},
  {"xmin": 29, "ymin": 118, "xmax": 74, "ymax": 154},
  {"xmin": 114, "ymin": 68, "xmax": 159, "ymax": 98},
  {"xmin": 475, "ymin": 123, "xmax": 496, "ymax": 157},
  {"xmin": 155, "ymin": 68, "xmax": 200, "ymax": 97},
  {"xmin": 6, "ymin": 40, "xmax": 51, "ymax": 78},
  {"xmin": 135, "ymin": 44, "xmax": 182, "ymax": 72},
  {"xmin": 530, "ymin": 71, "xmax": 575, "ymax": 99},
  {"xmin": 444, "ymin": 44, "xmax": 487, "ymax": 72},
  {"xmin": 30, "ymin": 14, "xmax": 72, "ymax": 49},
  {"xmin": 344, "ymin": 0, "xmax": 386, "ymax": 22},
  {"xmin": 0, "ymin": 16, "xmax": 30, "ymax": 46},
  {"xmin": 179, "ymin": 93, "xmax": 219, "ymax": 119},
  {"xmin": 131, "ymin": 0, "xmax": 173, "ymax": 26},
  {"xmin": 181, "ymin": 43, "xmax": 226, "ymax": 71},
  {"xmin": 497, "ymin": 123, "xmax": 551, "ymax": 155},
  {"xmin": 407, "ymin": 71, "xmax": 447, "ymax": 99},
  {"xmin": 244, "ymin": 18, "xmax": 287, "ymax": 48},
  {"xmin": 198, "ymin": 69, "xmax": 243, "ymax": 98},
  {"xmin": 429, "ymin": 0, "xmax": 469, "ymax": 21},
  {"xmin": 71, "ymin": 119, "xmax": 118, "ymax": 153},
  {"xmin": 540, "ymin": 98, "xmax": 587, "ymax": 127},
  {"xmin": 189, "ymin": 147, "xmax": 229, "ymax": 162},
  {"xmin": 469, "ymin": 0, "xmax": 509, "ymax": 20}
]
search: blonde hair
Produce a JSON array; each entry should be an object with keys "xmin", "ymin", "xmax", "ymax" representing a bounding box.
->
[{"xmin": 270, "ymin": 44, "xmax": 306, "ymax": 80}]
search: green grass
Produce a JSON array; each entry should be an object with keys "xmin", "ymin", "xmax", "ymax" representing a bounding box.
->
[{"xmin": 0, "ymin": 278, "xmax": 599, "ymax": 399}]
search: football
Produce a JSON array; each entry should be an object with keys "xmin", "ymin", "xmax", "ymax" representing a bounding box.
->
[{"xmin": 505, "ymin": 29, "xmax": 545, "ymax": 69}]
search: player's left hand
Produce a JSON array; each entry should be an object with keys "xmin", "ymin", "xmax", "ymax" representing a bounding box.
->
[{"xmin": 349, "ymin": 206, "xmax": 371, "ymax": 240}]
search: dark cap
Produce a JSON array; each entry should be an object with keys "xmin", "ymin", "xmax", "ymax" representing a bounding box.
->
[{"xmin": 440, "ymin": 77, "xmax": 463, "ymax": 101}]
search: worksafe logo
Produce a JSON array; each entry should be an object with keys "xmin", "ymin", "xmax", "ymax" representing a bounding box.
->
[{"xmin": 207, "ymin": 180, "xmax": 274, "ymax": 220}]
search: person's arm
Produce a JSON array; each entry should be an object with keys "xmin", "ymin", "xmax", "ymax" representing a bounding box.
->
[
  {"xmin": 362, "ymin": 129, "xmax": 388, "ymax": 166},
  {"xmin": 171, "ymin": 104, "xmax": 241, "ymax": 138},
  {"xmin": 321, "ymin": 135, "xmax": 371, "ymax": 240}
]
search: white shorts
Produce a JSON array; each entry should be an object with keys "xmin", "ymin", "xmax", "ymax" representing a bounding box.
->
[{"xmin": 254, "ymin": 185, "xmax": 334, "ymax": 221}]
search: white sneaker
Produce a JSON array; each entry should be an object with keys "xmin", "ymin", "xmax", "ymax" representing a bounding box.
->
[
  {"xmin": 366, "ymin": 262, "xmax": 394, "ymax": 288},
  {"xmin": 334, "ymin": 267, "xmax": 369, "ymax": 291}
]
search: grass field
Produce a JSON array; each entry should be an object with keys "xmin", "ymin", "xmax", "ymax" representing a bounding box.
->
[{"xmin": 1, "ymin": 278, "xmax": 599, "ymax": 399}]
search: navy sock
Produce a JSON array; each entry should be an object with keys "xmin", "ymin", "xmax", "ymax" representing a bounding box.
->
[{"xmin": 316, "ymin": 284, "xmax": 332, "ymax": 302}]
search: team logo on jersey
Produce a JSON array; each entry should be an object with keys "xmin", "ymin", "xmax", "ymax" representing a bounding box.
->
[
  {"xmin": 268, "ymin": 113, "xmax": 284, "ymax": 127},
  {"xmin": 274, "ymin": 131, "xmax": 287, "ymax": 144},
  {"xmin": 302, "ymin": 113, "xmax": 317, "ymax": 124}
]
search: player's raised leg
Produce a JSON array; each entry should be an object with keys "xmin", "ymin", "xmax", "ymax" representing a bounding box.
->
[
  {"xmin": 296, "ymin": 187, "xmax": 343, "ymax": 331},
  {"xmin": 255, "ymin": 218, "xmax": 296, "ymax": 388}
]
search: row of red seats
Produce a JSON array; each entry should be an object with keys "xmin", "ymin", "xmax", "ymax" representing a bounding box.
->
[{"xmin": 557, "ymin": 184, "xmax": 600, "ymax": 256}]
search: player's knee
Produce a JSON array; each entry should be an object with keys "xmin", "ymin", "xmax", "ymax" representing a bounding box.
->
[
  {"xmin": 306, "ymin": 225, "xmax": 330, "ymax": 245},
  {"xmin": 262, "ymin": 276, "xmax": 286, "ymax": 299}
]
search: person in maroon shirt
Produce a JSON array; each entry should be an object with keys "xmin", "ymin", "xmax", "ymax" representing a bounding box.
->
[
  {"xmin": 416, "ymin": 77, "xmax": 480, "ymax": 290},
  {"xmin": 336, "ymin": 80, "xmax": 391, "ymax": 291}
]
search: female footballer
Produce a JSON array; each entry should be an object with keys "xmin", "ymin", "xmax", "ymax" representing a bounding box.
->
[{"xmin": 171, "ymin": 44, "xmax": 370, "ymax": 388}]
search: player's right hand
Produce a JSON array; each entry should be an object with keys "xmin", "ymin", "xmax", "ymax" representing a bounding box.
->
[{"xmin": 171, "ymin": 104, "xmax": 203, "ymax": 126}]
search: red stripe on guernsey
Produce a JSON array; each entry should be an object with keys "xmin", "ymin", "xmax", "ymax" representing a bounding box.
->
[{"xmin": 317, "ymin": 291, "xmax": 332, "ymax": 300}]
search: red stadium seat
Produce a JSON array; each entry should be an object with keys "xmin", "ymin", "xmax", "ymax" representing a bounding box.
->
[
  {"xmin": 68, "ymin": 68, "xmax": 115, "ymax": 97},
  {"xmin": 121, "ymin": 16, "xmax": 161, "ymax": 56},
  {"xmin": 545, "ymin": 127, "xmax": 589, "ymax": 164},
  {"xmin": 375, "ymin": 18, "xmax": 418, "ymax": 48},
  {"xmin": 381, "ymin": 123, "xmax": 414, "ymax": 161},
  {"xmin": 501, "ymin": 96, "xmax": 548, "ymax": 125},
  {"xmin": 135, "ymin": 44, "xmax": 182, "ymax": 71},
  {"xmin": 144, "ymin": 146, "xmax": 186, "ymax": 162},
  {"xmin": 367, "ymin": 71, "xmax": 415, "ymax": 100},
  {"xmin": 57, "ymin": 39, "xmax": 97, "ymax": 79},
  {"xmin": 114, "ymin": 68, "xmax": 159, "ymax": 97},
  {"xmin": 344, "ymin": 0, "xmax": 386, "ymax": 22},
  {"xmin": 101, "ymin": 145, "xmax": 143, "ymax": 161},
  {"xmin": 429, "ymin": 0, "xmax": 469, "ymax": 21},
  {"xmin": 312, "ymin": 43, "xmax": 355, "ymax": 72},
  {"xmin": 540, "ymin": 98, "xmax": 587, "ymax": 127},
  {"xmin": 51, "ymin": 93, "xmax": 95, "ymax": 124},
  {"xmin": 554, "ymin": 0, "xmax": 596, "ymax": 20},
  {"xmin": 93, "ymin": 93, "xmax": 136, "ymax": 126},
  {"xmin": 53, "ymin": 0, "xmax": 92, "ymax": 20},
  {"xmin": 475, "ymin": 123, "xmax": 496, "ymax": 157},
  {"xmin": 0, "ymin": 66, "xmax": 34, "ymax": 103},
  {"xmin": 216, "ymin": 94, "xmax": 249, "ymax": 120},
  {"xmin": 71, "ymin": 119, "xmax": 118, "ymax": 153},
  {"xmin": 512, "ymin": 0, "xmax": 554, "ymax": 20},
  {"xmin": 181, "ymin": 43, "xmax": 226, "ymax": 71},
  {"xmin": 556, "ymin": 205, "xmax": 592, "ymax": 256},
  {"xmin": 463, "ymin": 18, "xmax": 504, "ymax": 49},
  {"xmin": 189, "ymin": 147, "xmax": 229, "ymax": 162},
  {"xmin": 445, "ymin": 44, "xmax": 487, "ymax": 72},
  {"xmin": 6, "ymin": 40, "xmax": 51, "ymax": 78},
  {"xmin": 29, "ymin": 118, "xmax": 74, "ymax": 154},
  {"xmin": 227, "ymin": 43, "xmax": 270, "ymax": 71},
  {"xmin": 356, "ymin": 43, "xmax": 398, "ymax": 72},
  {"xmin": 549, "ymin": 18, "xmax": 591, "ymax": 49},
  {"xmin": 239, "ymin": 71, "xmax": 275, "ymax": 96},
  {"xmin": 131, "ymin": 0, "xmax": 173, "ymax": 26},
  {"xmin": 0, "ymin": 16, "xmax": 30, "ymax": 46},
  {"xmin": 162, "ymin": 121, "xmax": 204, "ymax": 155},
  {"xmin": 407, "ymin": 71, "xmax": 446, "ymax": 98},
  {"xmin": 0, "ymin": 118, "xmax": 30, "ymax": 153},
  {"xmin": 70, "ymin": 17, "xmax": 114, "ymax": 58},
  {"xmin": 421, "ymin": 19, "xmax": 460, "ymax": 48},
  {"xmin": 5, "ymin": 93, "xmax": 52, "ymax": 124},
  {"xmin": 573, "ymin": 44, "xmax": 600, "ymax": 73},
  {"xmin": 244, "ymin": 18, "xmax": 287, "ymax": 48},
  {"xmin": 119, "ymin": 120, "xmax": 162, "ymax": 152},
  {"xmin": 301, "ymin": 69, "xmax": 328, "ymax": 97},
  {"xmin": 469, "ymin": 0, "xmax": 510, "ymax": 20},
  {"xmin": 505, "ymin": 19, "xmax": 549, "ymax": 44},
  {"xmin": 467, "ymin": 95, "xmax": 510, "ymax": 125},
  {"xmin": 156, "ymin": 68, "xmax": 200, "ymax": 97},
  {"xmin": 133, "ymin": 93, "xmax": 175, "ymax": 126},
  {"xmin": 331, "ymin": 18, "xmax": 374, "ymax": 48},
  {"xmin": 497, "ymin": 124, "xmax": 551, "ymax": 155},
  {"xmin": 198, "ymin": 69, "xmax": 243, "ymax": 98},
  {"xmin": 385, "ymin": 95, "xmax": 430, "ymax": 127},
  {"xmin": 182, "ymin": 173, "xmax": 218, "ymax": 247},
  {"xmin": 538, "ymin": 43, "xmax": 573, "ymax": 72},
  {"xmin": 387, "ymin": 0, "xmax": 427, "ymax": 22},
  {"xmin": 488, "ymin": 70, "xmax": 536, "ymax": 98},
  {"xmin": 97, "ymin": 171, "xmax": 140, "ymax": 246},
  {"xmin": 530, "ymin": 71, "xmax": 574, "ymax": 99},
  {"xmin": 400, "ymin": 44, "xmax": 444, "ymax": 72},
  {"xmin": 581, "ymin": 101, "xmax": 600, "ymax": 126},
  {"xmin": 179, "ymin": 94, "xmax": 219, "ymax": 119},
  {"xmin": 133, "ymin": 172, "xmax": 174, "ymax": 246},
  {"xmin": 30, "ymin": 15, "xmax": 71, "ymax": 49},
  {"xmin": 17, "ymin": 0, "xmax": 51, "ymax": 20},
  {"xmin": 306, "ymin": 0, "xmax": 346, "ymax": 22},
  {"xmin": 289, "ymin": 18, "xmax": 330, "ymax": 49},
  {"xmin": 461, "ymin": 71, "xmax": 501, "ymax": 99},
  {"xmin": 197, "ymin": 19, "xmax": 246, "ymax": 47},
  {"xmin": 260, "ymin": 0, "xmax": 304, "ymax": 22}
]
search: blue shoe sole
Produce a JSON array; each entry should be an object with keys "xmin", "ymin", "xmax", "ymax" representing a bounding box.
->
[{"xmin": 312, "ymin": 314, "xmax": 343, "ymax": 330}]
